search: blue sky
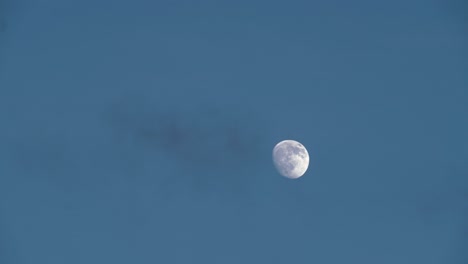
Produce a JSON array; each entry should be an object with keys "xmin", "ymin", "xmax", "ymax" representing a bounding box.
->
[{"xmin": 0, "ymin": 0, "xmax": 467, "ymax": 263}]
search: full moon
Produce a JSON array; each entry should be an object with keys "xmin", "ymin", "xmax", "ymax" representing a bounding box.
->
[{"xmin": 272, "ymin": 140, "xmax": 309, "ymax": 179}]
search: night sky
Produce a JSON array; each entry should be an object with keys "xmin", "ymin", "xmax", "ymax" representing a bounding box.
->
[{"xmin": 0, "ymin": 0, "xmax": 467, "ymax": 263}]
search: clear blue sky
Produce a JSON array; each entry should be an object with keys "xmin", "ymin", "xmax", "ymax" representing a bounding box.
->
[{"xmin": 0, "ymin": 0, "xmax": 467, "ymax": 263}]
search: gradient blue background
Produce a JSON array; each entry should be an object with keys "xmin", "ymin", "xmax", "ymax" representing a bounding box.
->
[{"xmin": 0, "ymin": 0, "xmax": 467, "ymax": 263}]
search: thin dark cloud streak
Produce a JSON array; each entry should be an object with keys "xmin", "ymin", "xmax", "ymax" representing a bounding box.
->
[{"xmin": 105, "ymin": 94, "xmax": 269, "ymax": 201}]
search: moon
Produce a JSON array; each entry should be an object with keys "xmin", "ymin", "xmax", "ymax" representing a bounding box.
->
[{"xmin": 272, "ymin": 140, "xmax": 309, "ymax": 179}]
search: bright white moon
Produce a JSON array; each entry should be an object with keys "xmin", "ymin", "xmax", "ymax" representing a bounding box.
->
[{"xmin": 272, "ymin": 140, "xmax": 309, "ymax": 179}]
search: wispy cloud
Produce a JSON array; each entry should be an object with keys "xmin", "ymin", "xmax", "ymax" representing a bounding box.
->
[{"xmin": 105, "ymin": 94, "xmax": 269, "ymax": 200}]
